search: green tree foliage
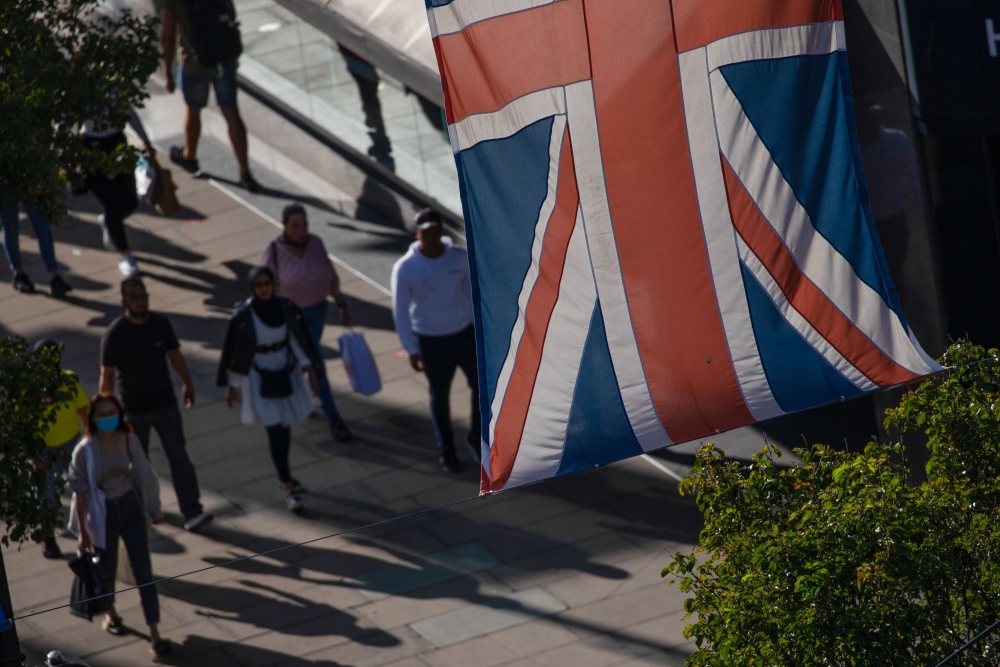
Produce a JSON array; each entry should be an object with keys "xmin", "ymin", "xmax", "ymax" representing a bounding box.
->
[
  {"xmin": 664, "ymin": 342, "xmax": 1000, "ymax": 666},
  {"xmin": 0, "ymin": 0, "xmax": 159, "ymax": 222},
  {"xmin": 0, "ymin": 337, "xmax": 74, "ymax": 546}
]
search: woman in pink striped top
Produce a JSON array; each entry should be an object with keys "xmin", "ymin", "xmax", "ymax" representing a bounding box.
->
[{"xmin": 262, "ymin": 203, "xmax": 352, "ymax": 442}]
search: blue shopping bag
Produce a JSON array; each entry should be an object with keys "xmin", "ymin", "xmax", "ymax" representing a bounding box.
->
[{"xmin": 339, "ymin": 331, "xmax": 381, "ymax": 396}]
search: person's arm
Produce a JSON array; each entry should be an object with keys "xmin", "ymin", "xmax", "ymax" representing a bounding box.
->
[
  {"xmin": 99, "ymin": 365, "xmax": 116, "ymax": 395},
  {"xmin": 67, "ymin": 446, "xmax": 92, "ymax": 550},
  {"xmin": 166, "ymin": 348, "xmax": 196, "ymax": 408},
  {"xmin": 391, "ymin": 262, "xmax": 422, "ymax": 371},
  {"xmin": 160, "ymin": 7, "xmax": 177, "ymax": 93},
  {"xmin": 128, "ymin": 107, "xmax": 154, "ymax": 155},
  {"xmin": 75, "ymin": 492, "xmax": 91, "ymax": 551},
  {"xmin": 326, "ymin": 256, "xmax": 351, "ymax": 327}
]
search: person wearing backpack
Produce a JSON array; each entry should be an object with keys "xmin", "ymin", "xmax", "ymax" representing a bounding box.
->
[{"xmin": 157, "ymin": 0, "xmax": 261, "ymax": 193}]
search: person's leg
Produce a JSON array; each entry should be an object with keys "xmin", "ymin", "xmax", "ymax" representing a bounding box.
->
[
  {"xmin": 1, "ymin": 205, "xmax": 23, "ymax": 271},
  {"xmin": 23, "ymin": 206, "xmax": 58, "ymax": 277},
  {"xmin": 118, "ymin": 493, "xmax": 160, "ymax": 627},
  {"xmin": 213, "ymin": 67, "xmax": 250, "ymax": 176},
  {"xmin": 151, "ymin": 405, "xmax": 204, "ymax": 520},
  {"xmin": 177, "ymin": 65, "xmax": 208, "ymax": 162},
  {"xmin": 86, "ymin": 170, "xmax": 130, "ymax": 252},
  {"xmin": 300, "ymin": 302, "xmax": 342, "ymax": 424},
  {"xmin": 96, "ymin": 498, "xmax": 122, "ymax": 621},
  {"xmin": 265, "ymin": 424, "xmax": 292, "ymax": 483},
  {"xmin": 455, "ymin": 326, "xmax": 481, "ymax": 457},
  {"xmin": 184, "ymin": 106, "xmax": 202, "ymax": 162},
  {"xmin": 127, "ymin": 411, "xmax": 154, "ymax": 455},
  {"xmin": 419, "ymin": 335, "xmax": 459, "ymax": 454}
]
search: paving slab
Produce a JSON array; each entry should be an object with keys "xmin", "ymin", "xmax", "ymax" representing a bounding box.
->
[{"xmin": 410, "ymin": 586, "xmax": 567, "ymax": 648}]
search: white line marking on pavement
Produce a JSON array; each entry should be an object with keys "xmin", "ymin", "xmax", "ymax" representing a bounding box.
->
[
  {"xmin": 204, "ymin": 177, "xmax": 393, "ymax": 297},
  {"xmin": 640, "ymin": 454, "xmax": 686, "ymax": 483}
]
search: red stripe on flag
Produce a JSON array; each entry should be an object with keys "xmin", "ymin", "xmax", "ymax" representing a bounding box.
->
[
  {"xmin": 434, "ymin": 0, "xmax": 591, "ymax": 124},
  {"xmin": 488, "ymin": 126, "xmax": 579, "ymax": 492},
  {"xmin": 672, "ymin": 0, "xmax": 843, "ymax": 52},
  {"xmin": 721, "ymin": 158, "xmax": 916, "ymax": 387},
  {"xmin": 584, "ymin": 0, "xmax": 754, "ymax": 443}
]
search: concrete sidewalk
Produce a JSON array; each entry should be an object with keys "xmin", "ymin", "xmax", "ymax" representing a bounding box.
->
[{"xmin": 1, "ymin": 100, "xmax": 698, "ymax": 666}]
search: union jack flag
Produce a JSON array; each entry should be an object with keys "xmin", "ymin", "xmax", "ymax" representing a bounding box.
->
[{"xmin": 427, "ymin": 0, "xmax": 940, "ymax": 493}]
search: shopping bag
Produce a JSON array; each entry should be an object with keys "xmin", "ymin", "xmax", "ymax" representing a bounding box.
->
[
  {"xmin": 149, "ymin": 159, "xmax": 181, "ymax": 216},
  {"xmin": 134, "ymin": 154, "xmax": 156, "ymax": 200},
  {"xmin": 68, "ymin": 552, "xmax": 111, "ymax": 621},
  {"xmin": 338, "ymin": 331, "xmax": 381, "ymax": 395}
]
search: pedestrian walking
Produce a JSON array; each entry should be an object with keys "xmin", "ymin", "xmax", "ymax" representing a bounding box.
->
[
  {"xmin": 34, "ymin": 339, "xmax": 89, "ymax": 559},
  {"xmin": 81, "ymin": 105, "xmax": 155, "ymax": 277},
  {"xmin": 67, "ymin": 394, "xmax": 172, "ymax": 657},
  {"xmin": 157, "ymin": 0, "xmax": 261, "ymax": 192},
  {"xmin": 1, "ymin": 204, "xmax": 73, "ymax": 296},
  {"xmin": 391, "ymin": 209, "xmax": 480, "ymax": 473},
  {"xmin": 262, "ymin": 203, "xmax": 352, "ymax": 442},
  {"xmin": 99, "ymin": 277, "xmax": 213, "ymax": 531},
  {"xmin": 217, "ymin": 266, "xmax": 323, "ymax": 511}
]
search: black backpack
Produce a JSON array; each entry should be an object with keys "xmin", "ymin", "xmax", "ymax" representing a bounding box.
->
[{"xmin": 187, "ymin": 0, "xmax": 243, "ymax": 69}]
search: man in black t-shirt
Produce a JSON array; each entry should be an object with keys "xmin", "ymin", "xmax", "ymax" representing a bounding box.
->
[{"xmin": 101, "ymin": 277, "xmax": 212, "ymax": 531}]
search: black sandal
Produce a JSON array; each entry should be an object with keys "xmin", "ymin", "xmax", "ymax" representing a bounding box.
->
[
  {"xmin": 102, "ymin": 614, "xmax": 125, "ymax": 636},
  {"xmin": 150, "ymin": 638, "xmax": 172, "ymax": 657}
]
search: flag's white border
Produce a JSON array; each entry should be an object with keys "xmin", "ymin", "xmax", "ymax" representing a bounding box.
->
[
  {"xmin": 678, "ymin": 46, "xmax": 784, "ymax": 422},
  {"xmin": 486, "ymin": 114, "xmax": 568, "ymax": 473},
  {"xmin": 429, "ymin": 0, "xmax": 561, "ymax": 38},
  {"xmin": 448, "ymin": 87, "xmax": 567, "ymax": 153},
  {"xmin": 565, "ymin": 80, "xmax": 673, "ymax": 452},
  {"xmin": 506, "ymin": 210, "xmax": 597, "ymax": 488}
]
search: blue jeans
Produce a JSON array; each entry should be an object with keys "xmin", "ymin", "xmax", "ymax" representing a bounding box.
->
[
  {"xmin": 178, "ymin": 63, "xmax": 238, "ymax": 109},
  {"xmin": 299, "ymin": 301, "xmax": 342, "ymax": 424},
  {"xmin": 98, "ymin": 491, "xmax": 160, "ymax": 625},
  {"xmin": 0, "ymin": 204, "xmax": 58, "ymax": 273}
]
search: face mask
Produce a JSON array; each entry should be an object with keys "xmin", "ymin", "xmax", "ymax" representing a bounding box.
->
[{"xmin": 95, "ymin": 415, "xmax": 119, "ymax": 433}]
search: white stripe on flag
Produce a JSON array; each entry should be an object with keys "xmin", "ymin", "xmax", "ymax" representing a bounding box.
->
[
  {"xmin": 704, "ymin": 21, "xmax": 845, "ymax": 72},
  {"xmin": 737, "ymin": 237, "xmax": 878, "ymax": 392},
  {"xmin": 563, "ymin": 80, "xmax": 673, "ymax": 452},
  {"xmin": 487, "ymin": 114, "xmax": 567, "ymax": 458},
  {"xmin": 678, "ymin": 46, "xmax": 784, "ymax": 422},
  {"xmin": 710, "ymin": 70, "xmax": 937, "ymax": 376},
  {"xmin": 506, "ymin": 209, "xmax": 596, "ymax": 489},
  {"xmin": 448, "ymin": 87, "xmax": 567, "ymax": 153},
  {"xmin": 429, "ymin": 0, "xmax": 560, "ymax": 37}
]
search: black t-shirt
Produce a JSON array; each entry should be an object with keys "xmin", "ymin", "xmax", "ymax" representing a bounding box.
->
[{"xmin": 101, "ymin": 313, "xmax": 180, "ymax": 413}]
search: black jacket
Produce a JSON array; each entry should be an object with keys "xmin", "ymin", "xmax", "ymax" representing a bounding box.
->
[{"xmin": 216, "ymin": 297, "xmax": 324, "ymax": 387}]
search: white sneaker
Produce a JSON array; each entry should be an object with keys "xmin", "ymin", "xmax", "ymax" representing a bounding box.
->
[
  {"xmin": 183, "ymin": 512, "xmax": 213, "ymax": 531},
  {"xmin": 118, "ymin": 251, "xmax": 139, "ymax": 277},
  {"xmin": 285, "ymin": 493, "xmax": 303, "ymax": 512},
  {"xmin": 98, "ymin": 214, "xmax": 114, "ymax": 251}
]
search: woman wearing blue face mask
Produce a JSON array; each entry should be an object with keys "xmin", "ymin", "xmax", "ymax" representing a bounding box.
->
[{"xmin": 67, "ymin": 395, "xmax": 171, "ymax": 657}]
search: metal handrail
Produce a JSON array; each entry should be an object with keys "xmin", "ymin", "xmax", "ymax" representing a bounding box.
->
[{"xmin": 934, "ymin": 618, "xmax": 1000, "ymax": 666}]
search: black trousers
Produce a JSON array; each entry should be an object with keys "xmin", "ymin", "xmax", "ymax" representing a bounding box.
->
[
  {"xmin": 84, "ymin": 131, "xmax": 138, "ymax": 252},
  {"xmin": 266, "ymin": 424, "xmax": 292, "ymax": 482},
  {"xmin": 417, "ymin": 325, "xmax": 480, "ymax": 454},
  {"xmin": 98, "ymin": 491, "xmax": 159, "ymax": 625},
  {"xmin": 128, "ymin": 404, "xmax": 204, "ymax": 521}
]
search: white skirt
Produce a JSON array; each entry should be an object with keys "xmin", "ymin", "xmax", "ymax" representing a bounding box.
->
[{"xmin": 233, "ymin": 313, "xmax": 313, "ymax": 427}]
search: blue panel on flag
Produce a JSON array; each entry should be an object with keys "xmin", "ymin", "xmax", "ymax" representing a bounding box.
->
[
  {"xmin": 456, "ymin": 116, "xmax": 554, "ymax": 421},
  {"xmin": 558, "ymin": 303, "xmax": 642, "ymax": 475},
  {"xmin": 741, "ymin": 264, "xmax": 862, "ymax": 412},
  {"xmin": 719, "ymin": 53, "xmax": 906, "ymax": 325},
  {"xmin": 426, "ymin": 0, "xmax": 455, "ymax": 8}
]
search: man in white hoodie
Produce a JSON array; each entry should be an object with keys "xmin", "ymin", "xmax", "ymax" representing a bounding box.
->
[{"xmin": 391, "ymin": 210, "xmax": 480, "ymax": 473}]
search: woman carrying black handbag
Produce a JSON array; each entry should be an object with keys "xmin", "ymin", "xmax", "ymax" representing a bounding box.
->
[
  {"xmin": 217, "ymin": 266, "xmax": 322, "ymax": 511},
  {"xmin": 67, "ymin": 394, "xmax": 170, "ymax": 657}
]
